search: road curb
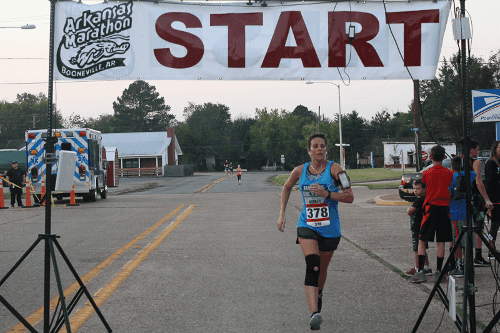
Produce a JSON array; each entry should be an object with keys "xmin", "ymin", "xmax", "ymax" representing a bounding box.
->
[{"xmin": 374, "ymin": 195, "xmax": 410, "ymax": 206}]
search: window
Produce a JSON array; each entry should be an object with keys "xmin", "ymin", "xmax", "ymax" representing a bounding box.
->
[{"xmin": 123, "ymin": 159, "xmax": 139, "ymax": 168}]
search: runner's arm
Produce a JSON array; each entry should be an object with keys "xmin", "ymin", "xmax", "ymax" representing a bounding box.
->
[
  {"xmin": 278, "ymin": 166, "xmax": 302, "ymax": 232},
  {"xmin": 330, "ymin": 163, "xmax": 354, "ymax": 203}
]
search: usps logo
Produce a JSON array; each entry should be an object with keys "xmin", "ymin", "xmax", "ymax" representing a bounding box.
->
[{"xmin": 472, "ymin": 89, "xmax": 500, "ymax": 123}]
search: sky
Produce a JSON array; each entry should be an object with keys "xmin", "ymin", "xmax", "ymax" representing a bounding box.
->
[{"xmin": 1, "ymin": 0, "xmax": 499, "ymax": 126}]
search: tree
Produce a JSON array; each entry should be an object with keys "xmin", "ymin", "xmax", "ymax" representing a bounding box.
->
[
  {"xmin": 0, "ymin": 93, "xmax": 62, "ymax": 149},
  {"xmin": 337, "ymin": 111, "xmax": 370, "ymax": 168},
  {"xmin": 175, "ymin": 102, "xmax": 232, "ymax": 170},
  {"xmin": 112, "ymin": 80, "xmax": 174, "ymax": 132}
]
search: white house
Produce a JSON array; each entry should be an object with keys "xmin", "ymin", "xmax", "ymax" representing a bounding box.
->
[
  {"xmin": 101, "ymin": 129, "xmax": 182, "ymax": 176},
  {"xmin": 383, "ymin": 142, "xmax": 456, "ymax": 168}
]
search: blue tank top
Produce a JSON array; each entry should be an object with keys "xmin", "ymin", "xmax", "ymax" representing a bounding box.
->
[{"xmin": 297, "ymin": 161, "xmax": 341, "ymax": 238}]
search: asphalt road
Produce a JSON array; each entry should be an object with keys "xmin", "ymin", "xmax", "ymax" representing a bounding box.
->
[{"xmin": 0, "ymin": 172, "xmax": 498, "ymax": 332}]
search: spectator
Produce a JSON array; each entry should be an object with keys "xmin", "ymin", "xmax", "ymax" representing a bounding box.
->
[
  {"xmin": 409, "ymin": 146, "xmax": 454, "ymax": 284},
  {"xmin": 448, "ymin": 156, "xmax": 476, "ymax": 276},
  {"xmin": 6, "ymin": 161, "xmax": 25, "ymax": 208},
  {"xmin": 485, "ymin": 141, "xmax": 500, "ymax": 259},
  {"xmin": 469, "ymin": 139, "xmax": 492, "ymax": 267},
  {"xmin": 405, "ymin": 179, "xmax": 431, "ymax": 277}
]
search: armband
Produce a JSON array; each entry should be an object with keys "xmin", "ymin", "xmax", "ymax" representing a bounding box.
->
[
  {"xmin": 337, "ymin": 171, "xmax": 351, "ymax": 189},
  {"xmin": 327, "ymin": 190, "xmax": 331, "ymax": 200}
]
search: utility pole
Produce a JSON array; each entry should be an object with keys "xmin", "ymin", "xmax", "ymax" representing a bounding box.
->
[
  {"xmin": 317, "ymin": 106, "xmax": 320, "ymax": 132},
  {"xmin": 413, "ymin": 80, "xmax": 422, "ymax": 172}
]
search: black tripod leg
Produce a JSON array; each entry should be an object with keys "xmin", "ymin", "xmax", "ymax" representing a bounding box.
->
[
  {"xmin": 474, "ymin": 230, "xmax": 500, "ymax": 332},
  {"xmin": 52, "ymin": 238, "xmax": 112, "ymax": 332},
  {"xmin": 0, "ymin": 294, "xmax": 38, "ymax": 333},
  {"xmin": 412, "ymin": 229, "xmax": 466, "ymax": 332},
  {"xmin": 0, "ymin": 237, "xmax": 42, "ymax": 287},
  {"xmin": 52, "ymin": 288, "xmax": 85, "ymax": 333},
  {"xmin": 48, "ymin": 238, "xmax": 72, "ymax": 333}
]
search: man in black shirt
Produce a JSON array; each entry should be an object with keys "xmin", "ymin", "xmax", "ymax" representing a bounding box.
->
[{"xmin": 6, "ymin": 161, "xmax": 25, "ymax": 207}]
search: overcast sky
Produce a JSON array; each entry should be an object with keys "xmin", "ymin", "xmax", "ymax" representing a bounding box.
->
[{"xmin": 1, "ymin": 0, "xmax": 499, "ymax": 126}]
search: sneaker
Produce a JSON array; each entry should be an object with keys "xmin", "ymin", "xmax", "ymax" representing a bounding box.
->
[
  {"xmin": 318, "ymin": 291, "xmax": 323, "ymax": 313},
  {"xmin": 405, "ymin": 267, "xmax": 416, "ymax": 276},
  {"xmin": 309, "ymin": 313, "xmax": 323, "ymax": 330},
  {"xmin": 488, "ymin": 252, "xmax": 498, "ymax": 260},
  {"xmin": 434, "ymin": 271, "xmax": 445, "ymax": 283},
  {"xmin": 409, "ymin": 271, "xmax": 427, "ymax": 283},
  {"xmin": 423, "ymin": 268, "xmax": 433, "ymax": 276},
  {"xmin": 474, "ymin": 257, "xmax": 491, "ymax": 267},
  {"xmin": 449, "ymin": 268, "xmax": 464, "ymax": 278}
]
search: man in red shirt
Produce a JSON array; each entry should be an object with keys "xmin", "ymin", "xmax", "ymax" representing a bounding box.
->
[{"xmin": 410, "ymin": 146, "xmax": 454, "ymax": 284}]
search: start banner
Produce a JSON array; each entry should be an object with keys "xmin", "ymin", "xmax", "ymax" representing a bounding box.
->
[{"xmin": 54, "ymin": 0, "xmax": 451, "ymax": 81}]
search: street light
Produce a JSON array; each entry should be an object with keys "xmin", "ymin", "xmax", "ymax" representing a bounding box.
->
[
  {"xmin": 306, "ymin": 81, "xmax": 344, "ymax": 169},
  {"xmin": 0, "ymin": 24, "xmax": 36, "ymax": 29}
]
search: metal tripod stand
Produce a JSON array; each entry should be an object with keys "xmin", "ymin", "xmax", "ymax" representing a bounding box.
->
[
  {"xmin": 0, "ymin": 1, "xmax": 111, "ymax": 331},
  {"xmin": 0, "ymin": 232, "xmax": 112, "ymax": 333},
  {"xmin": 412, "ymin": 224, "xmax": 500, "ymax": 332}
]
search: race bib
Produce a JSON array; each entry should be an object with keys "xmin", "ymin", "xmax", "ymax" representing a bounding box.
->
[
  {"xmin": 306, "ymin": 202, "xmax": 330, "ymax": 227},
  {"xmin": 303, "ymin": 185, "xmax": 330, "ymax": 227}
]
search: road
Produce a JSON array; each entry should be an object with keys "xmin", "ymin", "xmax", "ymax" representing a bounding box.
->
[{"xmin": 0, "ymin": 172, "xmax": 497, "ymax": 332}]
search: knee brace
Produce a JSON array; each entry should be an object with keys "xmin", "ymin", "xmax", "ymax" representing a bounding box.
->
[{"xmin": 305, "ymin": 254, "xmax": 321, "ymax": 287}]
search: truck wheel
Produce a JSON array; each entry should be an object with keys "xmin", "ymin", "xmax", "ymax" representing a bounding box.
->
[
  {"xmin": 89, "ymin": 189, "xmax": 97, "ymax": 202},
  {"xmin": 100, "ymin": 189, "xmax": 107, "ymax": 199},
  {"xmin": 83, "ymin": 195, "xmax": 90, "ymax": 202}
]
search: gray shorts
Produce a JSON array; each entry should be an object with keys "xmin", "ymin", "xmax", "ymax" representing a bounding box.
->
[
  {"xmin": 451, "ymin": 219, "xmax": 472, "ymax": 248},
  {"xmin": 297, "ymin": 227, "xmax": 341, "ymax": 252}
]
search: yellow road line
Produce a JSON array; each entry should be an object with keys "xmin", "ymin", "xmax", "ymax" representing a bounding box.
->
[
  {"xmin": 195, "ymin": 175, "xmax": 233, "ymax": 193},
  {"xmin": 8, "ymin": 205, "xmax": 184, "ymax": 333},
  {"xmin": 61, "ymin": 204, "xmax": 196, "ymax": 332}
]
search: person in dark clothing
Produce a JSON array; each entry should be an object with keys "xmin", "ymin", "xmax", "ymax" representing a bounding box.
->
[{"xmin": 6, "ymin": 161, "xmax": 25, "ymax": 207}]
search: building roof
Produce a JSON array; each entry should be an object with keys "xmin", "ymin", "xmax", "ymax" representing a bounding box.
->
[{"xmin": 101, "ymin": 132, "xmax": 171, "ymax": 156}]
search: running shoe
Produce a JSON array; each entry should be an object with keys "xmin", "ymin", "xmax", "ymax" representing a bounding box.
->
[
  {"xmin": 488, "ymin": 252, "xmax": 499, "ymax": 260},
  {"xmin": 409, "ymin": 271, "xmax": 427, "ymax": 283},
  {"xmin": 405, "ymin": 267, "xmax": 416, "ymax": 276},
  {"xmin": 309, "ymin": 313, "xmax": 323, "ymax": 330},
  {"xmin": 474, "ymin": 257, "xmax": 491, "ymax": 267},
  {"xmin": 423, "ymin": 268, "xmax": 433, "ymax": 276}
]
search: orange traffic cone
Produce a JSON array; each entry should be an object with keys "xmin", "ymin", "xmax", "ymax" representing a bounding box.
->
[
  {"xmin": 23, "ymin": 182, "xmax": 34, "ymax": 208},
  {"xmin": 41, "ymin": 180, "xmax": 46, "ymax": 206},
  {"xmin": 0, "ymin": 178, "xmax": 9, "ymax": 209},
  {"xmin": 66, "ymin": 184, "xmax": 79, "ymax": 206}
]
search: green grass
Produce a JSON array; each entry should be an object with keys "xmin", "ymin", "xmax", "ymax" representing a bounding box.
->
[{"xmin": 272, "ymin": 168, "xmax": 403, "ymax": 186}]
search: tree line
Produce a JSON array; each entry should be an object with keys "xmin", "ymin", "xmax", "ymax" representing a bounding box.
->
[{"xmin": 0, "ymin": 52, "xmax": 499, "ymax": 170}]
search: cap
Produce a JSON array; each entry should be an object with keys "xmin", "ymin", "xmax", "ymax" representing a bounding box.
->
[{"xmin": 12, "ymin": 161, "xmax": 17, "ymax": 164}]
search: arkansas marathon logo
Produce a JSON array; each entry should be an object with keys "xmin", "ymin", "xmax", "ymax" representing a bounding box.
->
[{"xmin": 57, "ymin": 1, "xmax": 133, "ymax": 79}]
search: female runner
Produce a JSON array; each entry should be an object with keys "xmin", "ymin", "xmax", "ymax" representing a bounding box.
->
[{"xmin": 277, "ymin": 133, "xmax": 354, "ymax": 330}]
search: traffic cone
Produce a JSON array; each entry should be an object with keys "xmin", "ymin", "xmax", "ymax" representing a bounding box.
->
[
  {"xmin": 0, "ymin": 178, "xmax": 9, "ymax": 209},
  {"xmin": 23, "ymin": 182, "xmax": 34, "ymax": 208},
  {"xmin": 41, "ymin": 180, "xmax": 46, "ymax": 206},
  {"xmin": 66, "ymin": 184, "xmax": 79, "ymax": 206}
]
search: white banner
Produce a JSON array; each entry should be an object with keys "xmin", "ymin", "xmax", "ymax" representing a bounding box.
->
[{"xmin": 54, "ymin": 1, "xmax": 451, "ymax": 81}]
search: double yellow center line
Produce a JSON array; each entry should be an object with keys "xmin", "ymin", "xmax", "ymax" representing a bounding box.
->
[
  {"xmin": 8, "ymin": 204, "xmax": 195, "ymax": 333},
  {"xmin": 195, "ymin": 175, "xmax": 233, "ymax": 193}
]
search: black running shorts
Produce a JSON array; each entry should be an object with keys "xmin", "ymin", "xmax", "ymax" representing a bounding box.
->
[
  {"xmin": 419, "ymin": 205, "xmax": 453, "ymax": 243},
  {"xmin": 296, "ymin": 227, "xmax": 341, "ymax": 252}
]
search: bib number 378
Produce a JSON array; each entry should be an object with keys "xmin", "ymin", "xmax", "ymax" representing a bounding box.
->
[{"xmin": 306, "ymin": 203, "xmax": 330, "ymax": 227}]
